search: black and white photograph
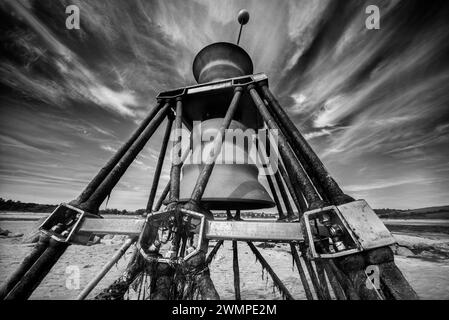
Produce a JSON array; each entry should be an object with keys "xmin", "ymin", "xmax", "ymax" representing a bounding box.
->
[{"xmin": 0, "ymin": 0, "xmax": 448, "ymax": 308}]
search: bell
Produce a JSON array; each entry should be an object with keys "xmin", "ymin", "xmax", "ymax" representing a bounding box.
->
[{"xmin": 179, "ymin": 118, "xmax": 275, "ymax": 210}]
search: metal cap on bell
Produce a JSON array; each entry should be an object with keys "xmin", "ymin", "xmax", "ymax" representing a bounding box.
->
[
  {"xmin": 192, "ymin": 9, "xmax": 252, "ymax": 84},
  {"xmin": 180, "ymin": 119, "xmax": 275, "ymax": 210},
  {"xmin": 192, "ymin": 42, "xmax": 253, "ymax": 84}
]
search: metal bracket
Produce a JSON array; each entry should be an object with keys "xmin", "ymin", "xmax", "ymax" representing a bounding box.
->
[
  {"xmin": 302, "ymin": 200, "xmax": 396, "ymax": 259},
  {"xmin": 39, "ymin": 203, "xmax": 101, "ymax": 245},
  {"xmin": 137, "ymin": 208, "xmax": 206, "ymax": 265}
]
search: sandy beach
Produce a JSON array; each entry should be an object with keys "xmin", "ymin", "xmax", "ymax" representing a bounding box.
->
[{"xmin": 1, "ymin": 215, "xmax": 448, "ymax": 300}]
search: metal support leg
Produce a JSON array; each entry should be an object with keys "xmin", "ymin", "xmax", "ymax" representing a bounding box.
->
[
  {"xmin": 248, "ymin": 85, "xmax": 324, "ymax": 210},
  {"xmin": 146, "ymin": 115, "xmax": 174, "ymax": 212},
  {"xmin": 232, "ymin": 241, "xmax": 241, "ymax": 300},
  {"xmin": 290, "ymin": 243, "xmax": 313, "ymax": 300},
  {"xmin": 277, "ymin": 160, "xmax": 307, "ymax": 214},
  {"xmin": 167, "ymin": 97, "xmax": 184, "ymax": 209},
  {"xmin": 247, "ymin": 242, "xmax": 294, "ymax": 300},
  {"xmin": 79, "ymin": 102, "xmax": 170, "ymax": 214},
  {"xmin": 71, "ymin": 100, "xmax": 165, "ymax": 206},
  {"xmin": 187, "ymin": 87, "xmax": 243, "ymax": 207},
  {"xmin": 77, "ymin": 237, "xmax": 136, "ymax": 300},
  {"xmin": 0, "ymin": 233, "xmax": 50, "ymax": 299},
  {"xmin": 206, "ymin": 240, "xmax": 224, "ymax": 265},
  {"xmin": 5, "ymin": 238, "xmax": 69, "ymax": 300},
  {"xmin": 260, "ymin": 85, "xmax": 353, "ymax": 205},
  {"xmin": 274, "ymin": 171, "xmax": 294, "ymax": 219},
  {"xmin": 266, "ymin": 173, "xmax": 286, "ymax": 220}
]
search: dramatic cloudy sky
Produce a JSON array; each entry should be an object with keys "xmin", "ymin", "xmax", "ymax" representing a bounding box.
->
[{"xmin": 0, "ymin": 0, "xmax": 448, "ymax": 210}]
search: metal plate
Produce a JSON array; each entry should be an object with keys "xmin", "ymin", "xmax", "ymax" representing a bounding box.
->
[
  {"xmin": 205, "ymin": 220, "xmax": 303, "ymax": 242},
  {"xmin": 337, "ymin": 200, "xmax": 396, "ymax": 250}
]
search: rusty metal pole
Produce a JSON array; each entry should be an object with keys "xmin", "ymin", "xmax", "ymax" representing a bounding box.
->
[
  {"xmin": 247, "ymin": 242, "xmax": 294, "ymax": 300},
  {"xmin": 146, "ymin": 115, "xmax": 174, "ymax": 213},
  {"xmin": 153, "ymin": 147, "xmax": 191, "ymax": 212},
  {"xmin": 277, "ymin": 159, "xmax": 307, "ymax": 214},
  {"xmin": 274, "ymin": 171, "xmax": 294, "ymax": 219},
  {"xmin": 259, "ymin": 129, "xmax": 304, "ymax": 217},
  {"xmin": 232, "ymin": 241, "xmax": 241, "ymax": 300},
  {"xmin": 266, "ymin": 173, "xmax": 286, "ymax": 220},
  {"xmin": 289, "ymin": 243, "xmax": 314, "ymax": 300},
  {"xmin": 187, "ymin": 87, "xmax": 243, "ymax": 207},
  {"xmin": 206, "ymin": 240, "xmax": 224, "ymax": 265},
  {"xmin": 259, "ymin": 85, "xmax": 353, "ymax": 205},
  {"xmin": 0, "ymin": 233, "xmax": 50, "ymax": 299},
  {"xmin": 248, "ymin": 85, "xmax": 324, "ymax": 210},
  {"xmin": 77, "ymin": 237, "xmax": 136, "ymax": 300},
  {"xmin": 319, "ymin": 260, "xmax": 350, "ymax": 300},
  {"xmin": 258, "ymin": 129, "xmax": 295, "ymax": 219},
  {"xmin": 2, "ymin": 103, "xmax": 169, "ymax": 300},
  {"xmin": 154, "ymin": 182, "xmax": 170, "ymax": 212},
  {"xmin": 70, "ymin": 100, "xmax": 165, "ymax": 207},
  {"xmin": 256, "ymin": 136, "xmax": 286, "ymax": 220},
  {"xmin": 79, "ymin": 103, "xmax": 170, "ymax": 214},
  {"xmin": 5, "ymin": 238, "xmax": 69, "ymax": 300},
  {"xmin": 166, "ymin": 97, "xmax": 184, "ymax": 210},
  {"xmin": 314, "ymin": 260, "xmax": 332, "ymax": 300},
  {"xmin": 298, "ymin": 244, "xmax": 326, "ymax": 300}
]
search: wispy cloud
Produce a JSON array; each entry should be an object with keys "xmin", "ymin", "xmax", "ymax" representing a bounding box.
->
[{"xmin": 1, "ymin": 0, "xmax": 448, "ymax": 209}]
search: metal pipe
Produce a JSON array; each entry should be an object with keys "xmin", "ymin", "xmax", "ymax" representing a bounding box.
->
[
  {"xmin": 71, "ymin": 100, "xmax": 164, "ymax": 206},
  {"xmin": 247, "ymin": 242, "xmax": 294, "ymax": 300},
  {"xmin": 298, "ymin": 244, "xmax": 326, "ymax": 300},
  {"xmin": 206, "ymin": 240, "xmax": 224, "ymax": 265},
  {"xmin": 153, "ymin": 147, "xmax": 191, "ymax": 212},
  {"xmin": 262, "ymin": 99, "xmax": 330, "ymax": 204},
  {"xmin": 326, "ymin": 259, "xmax": 360, "ymax": 300},
  {"xmin": 80, "ymin": 103, "xmax": 170, "ymax": 214},
  {"xmin": 274, "ymin": 171, "xmax": 294, "ymax": 218},
  {"xmin": 188, "ymin": 87, "xmax": 243, "ymax": 205},
  {"xmin": 320, "ymin": 260, "xmax": 347, "ymax": 300},
  {"xmin": 277, "ymin": 159, "xmax": 307, "ymax": 214},
  {"xmin": 248, "ymin": 85, "xmax": 323, "ymax": 210},
  {"xmin": 289, "ymin": 243, "xmax": 313, "ymax": 300},
  {"xmin": 0, "ymin": 233, "xmax": 50, "ymax": 299},
  {"xmin": 167, "ymin": 97, "xmax": 184, "ymax": 208},
  {"xmin": 260, "ymin": 85, "xmax": 353, "ymax": 205},
  {"xmin": 77, "ymin": 237, "xmax": 136, "ymax": 300},
  {"xmin": 5, "ymin": 238, "xmax": 69, "ymax": 300},
  {"xmin": 258, "ymin": 129, "xmax": 295, "ymax": 218},
  {"xmin": 314, "ymin": 260, "xmax": 332, "ymax": 300},
  {"xmin": 232, "ymin": 241, "xmax": 241, "ymax": 300},
  {"xmin": 146, "ymin": 115, "xmax": 174, "ymax": 212},
  {"xmin": 154, "ymin": 182, "xmax": 170, "ymax": 212},
  {"xmin": 266, "ymin": 173, "xmax": 286, "ymax": 220},
  {"xmin": 256, "ymin": 136, "xmax": 285, "ymax": 220}
]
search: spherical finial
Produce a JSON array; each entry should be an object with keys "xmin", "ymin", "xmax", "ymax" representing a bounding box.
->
[{"xmin": 237, "ymin": 9, "xmax": 250, "ymax": 25}]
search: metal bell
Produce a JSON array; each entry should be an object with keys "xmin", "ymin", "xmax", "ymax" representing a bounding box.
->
[{"xmin": 179, "ymin": 118, "xmax": 275, "ymax": 210}]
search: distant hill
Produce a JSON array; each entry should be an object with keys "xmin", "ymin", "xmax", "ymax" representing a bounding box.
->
[{"xmin": 374, "ymin": 206, "xmax": 449, "ymax": 220}]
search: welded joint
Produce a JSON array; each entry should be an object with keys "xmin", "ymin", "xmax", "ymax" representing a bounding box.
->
[{"xmin": 39, "ymin": 203, "xmax": 101, "ymax": 245}]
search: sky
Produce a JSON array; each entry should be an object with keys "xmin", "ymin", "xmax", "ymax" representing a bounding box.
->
[{"xmin": 0, "ymin": 0, "xmax": 448, "ymax": 211}]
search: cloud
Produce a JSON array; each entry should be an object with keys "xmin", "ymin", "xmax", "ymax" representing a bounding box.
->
[
  {"xmin": 343, "ymin": 176, "xmax": 436, "ymax": 192},
  {"xmin": 101, "ymin": 145, "xmax": 118, "ymax": 154},
  {"xmin": 1, "ymin": 0, "xmax": 449, "ymax": 210}
]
